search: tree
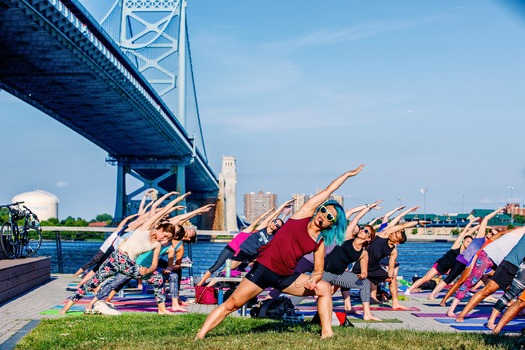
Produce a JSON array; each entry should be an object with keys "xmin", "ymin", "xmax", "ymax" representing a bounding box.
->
[{"xmin": 93, "ymin": 213, "xmax": 113, "ymax": 224}]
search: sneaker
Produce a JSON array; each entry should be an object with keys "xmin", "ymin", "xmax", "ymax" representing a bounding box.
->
[
  {"xmin": 404, "ymin": 290, "xmax": 411, "ymax": 295},
  {"xmin": 93, "ymin": 301, "xmax": 121, "ymax": 315},
  {"xmin": 83, "ymin": 308, "xmax": 101, "ymax": 315},
  {"xmin": 103, "ymin": 301, "xmax": 116, "ymax": 309}
]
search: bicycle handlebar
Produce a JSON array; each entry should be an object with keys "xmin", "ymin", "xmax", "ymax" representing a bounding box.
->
[{"xmin": 0, "ymin": 201, "xmax": 25, "ymax": 209}]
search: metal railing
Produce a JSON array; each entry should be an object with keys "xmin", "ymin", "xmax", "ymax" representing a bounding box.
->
[{"xmin": 40, "ymin": 226, "xmax": 237, "ymax": 273}]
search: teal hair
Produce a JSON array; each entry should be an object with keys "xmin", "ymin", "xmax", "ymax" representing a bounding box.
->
[{"xmin": 313, "ymin": 200, "xmax": 347, "ymax": 246}]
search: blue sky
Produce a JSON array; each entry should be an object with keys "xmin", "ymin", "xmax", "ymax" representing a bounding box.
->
[{"xmin": 1, "ymin": 0, "xmax": 525, "ymax": 221}]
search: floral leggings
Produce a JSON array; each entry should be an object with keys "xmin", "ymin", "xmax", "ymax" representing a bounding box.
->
[
  {"xmin": 70, "ymin": 250, "xmax": 166, "ymax": 304},
  {"xmin": 455, "ymin": 250, "xmax": 494, "ymax": 301},
  {"xmin": 494, "ymin": 259, "xmax": 525, "ymax": 313}
]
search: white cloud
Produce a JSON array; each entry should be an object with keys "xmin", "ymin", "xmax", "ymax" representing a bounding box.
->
[{"xmin": 56, "ymin": 181, "xmax": 70, "ymax": 188}]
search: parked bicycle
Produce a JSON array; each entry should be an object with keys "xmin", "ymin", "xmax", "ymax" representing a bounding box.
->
[{"xmin": 0, "ymin": 202, "xmax": 42, "ymax": 259}]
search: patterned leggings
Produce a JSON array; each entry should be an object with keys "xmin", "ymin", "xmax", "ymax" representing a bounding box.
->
[
  {"xmin": 455, "ymin": 250, "xmax": 494, "ymax": 301},
  {"xmin": 168, "ymin": 272, "xmax": 180, "ymax": 298},
  {"xmin": 288, "ymin": 270, "xmax": 371, "ymax": 306},
  {"xmin": 70, "ymin": 250, "xmax": 166, "ymax": 304},
  {"xmin": 494, "ymin": 259, "xmax": 525, "ymax": 313}
]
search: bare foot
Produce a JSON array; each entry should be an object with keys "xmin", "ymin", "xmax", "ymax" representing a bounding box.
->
[
  {"xmin": 179, "ymin": 300, "xmax": 189, "ymax": 307},
  {"xmin": 171, "ymin": 307, "xmax": 188, "ymax": 313},
  {"xmin": 321, "ymin": 331, "xmax": 334, "ymax": 339},
  {"xmin": 455, "ymin": 315, "xmax": 464, "ymax": 322},
  {"xmin": 439, "ymin": 301, "xmax": 446, "ymax": 307},
  {"xmin": 446, "ymin": 311, "xmax": 455, "ymax": 317},
  {"xmin": 158, "ymin": 310, "xmax": 175, "ymax": 315},
  {"xmin": 427, "ymin": 295, "xmax": 436, "ymax": 301},
  {"xmin": 392, "ymin": 304, "xmax": 410, "ymax": 311},
  {"xmin": 59, "ymin": 310, "xmax": 66, "ymax": 315},
  {"xmin": 364, "ymin": 314, "xmax": 382, "ymax": 321},
  {"xmin": 485, "ymin": 322, "xmax": 495, "ymax": 330}
]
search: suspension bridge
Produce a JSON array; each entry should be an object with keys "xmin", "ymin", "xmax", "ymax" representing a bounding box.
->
[{"xmin": 0, "ymin": 0, "xmax": 221, "ymax": 228}]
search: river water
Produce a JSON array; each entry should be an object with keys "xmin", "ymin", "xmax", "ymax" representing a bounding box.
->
[{"xmin": 37, "ymin": 240, "xmax": 451, "ymax": 281}]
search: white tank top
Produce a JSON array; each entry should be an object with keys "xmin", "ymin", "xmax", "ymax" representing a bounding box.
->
[
  {"xmin": 484, "ymin": 227, "xmax": 525, "ymax": 265},
  {"xmin": 118, "ymin": 229, "xmax": 160, "ymax": 261}
]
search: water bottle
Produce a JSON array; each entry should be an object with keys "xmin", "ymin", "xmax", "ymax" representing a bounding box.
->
[
  {"xmin": 217, "ymin": 288, "xmax": 224, "ymax": 305},
  {"xmin": 225, "ymin": 259, "xmax": 231, "ymax": 278},
  {"xmin": 189, "ymin": 276, "xmax": 194, "ymax": 287}
]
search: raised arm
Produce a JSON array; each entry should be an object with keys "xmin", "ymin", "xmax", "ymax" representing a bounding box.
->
[
  {"xmin": 388, "ymin": 206, "xmax": 419, "ymax": 228},
  {"xmin": 381, "ymin": 220, "xmax": 428, "ymax": 238},
  {"xmin": 138, "ymin": 189, "xmax": 157, "ymax": 215},
  {"xmin": 259, "ymin": 199, "xmax": 296, "ymax": 227},
  {"xmin": 292, "ymin": 164, "xmax": 365, "ymax": 219},
  {"xmin": 475, "ymin": 207, "xmax": 504, "ymax": 238},
  {"xmin": 147, "ymin": 190, "xmax": 180, "ymax": 219},
  {"xmin": 345, "ymin": 201, "xmax": 382, "ymax": 240},
  {"xmin": 168, "ymin": 204, "xmax": 216, "ymax": 226},
  {"xmin": 380, "ymin": 206, "xmax": 405, "ymax": 225},
  {"xmin": 243, "ymin": 207, "xmax": 275, "ymax": 233},
  {"xmin": 450, "ymin": 217, "xmax": 479, "ymax": 249},
  {"xmin": 140, "ymin": 192, "xmax": 190, "ymax": 230}
]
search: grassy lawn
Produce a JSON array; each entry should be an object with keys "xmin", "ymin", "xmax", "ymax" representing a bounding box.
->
[{"xmin": 14, "ymin": 314, "xmax": 524, "ymax": 350}]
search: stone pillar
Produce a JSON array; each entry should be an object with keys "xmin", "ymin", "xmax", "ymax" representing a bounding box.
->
[{"xmin": 221, "ymin": 156, "xmax": 238, "ymax": 231}]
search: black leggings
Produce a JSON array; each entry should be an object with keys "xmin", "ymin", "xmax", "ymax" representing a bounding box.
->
[
  {"xmin": 207, "ymin": 245, "xmax": 236, "ymax": 274},
  {"xmin": 443, "ymin": 261, "xmax": 467, "ymax": 284}
]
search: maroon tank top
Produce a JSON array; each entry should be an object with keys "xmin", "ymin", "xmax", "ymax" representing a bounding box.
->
[{"xmin": 257, "ymin": 217, "xmax": 322, "ymax": 276}]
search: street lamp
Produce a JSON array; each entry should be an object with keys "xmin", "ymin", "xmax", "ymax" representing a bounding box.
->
[
  {"xmin": 397, "ymin": 196, "xmax": 404, "ymax": 207},
  {"xmin": 509, "ymin": 186, "xmax": 515, "ymax": 224},
  {"xmin": 420, "ymin": 188, "xmax": 428, "ymax": 235}
]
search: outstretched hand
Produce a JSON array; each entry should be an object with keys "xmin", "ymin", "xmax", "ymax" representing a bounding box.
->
[{"xmin": 348, "ymin": 164, "xmax": 365, "ymax": 177}]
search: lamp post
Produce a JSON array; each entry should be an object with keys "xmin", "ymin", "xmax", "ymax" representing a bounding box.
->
[
  {"xmin": 509, "ymin": 186, "xmax": 515, "ymax": 225},
  {"xmin": 397, "ymin": 196, "xmax": 404, "ymax": 207},
  {"xmin": 420, "ymin": 188, "xmax": 428, "ymax": 235}
]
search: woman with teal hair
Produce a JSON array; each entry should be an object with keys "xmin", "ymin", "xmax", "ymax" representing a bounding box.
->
[
  {"xmin": 196, "ymin": 164, "xmax": 365, "ymax": 340},
  {"xmin": 312, "ymin": 199, "xmax": 347, "ymax": 246}
]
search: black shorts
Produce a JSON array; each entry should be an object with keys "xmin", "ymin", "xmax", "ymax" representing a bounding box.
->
[
  {"xmin": 491, "ymin": 260, "xmax": 518, "ymax": 289},
  {"xmin": 434, "ymin": 262, "xmax": 451, "ymax": 276},
  {"xmin": 245, "ymin": 262, "xmax": 300, "ymax": 291},
  {"xmin": 366, "ymin": 266, "xmax": 389, "ymax": 286}
]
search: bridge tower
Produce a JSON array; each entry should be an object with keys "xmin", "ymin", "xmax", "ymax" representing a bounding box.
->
[{"xmin": 99, "ymin": 0, "xmax": 215, "ymax": 225}]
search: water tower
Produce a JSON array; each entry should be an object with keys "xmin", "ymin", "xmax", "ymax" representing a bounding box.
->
[{"xmin": 12, "ymin": 190, "xmax": 59, "ymax": 220}]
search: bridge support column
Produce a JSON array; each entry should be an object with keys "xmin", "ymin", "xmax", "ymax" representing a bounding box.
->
[{"xmin": 114, "ymin": 163, "xmax": 128, "ymax": 222}]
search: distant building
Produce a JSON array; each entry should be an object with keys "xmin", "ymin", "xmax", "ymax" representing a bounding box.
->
[
  {"xmin": 216, "ymin": 156, "xmax": 238, "ymax": 231},
  {"xmin": 244, "ymin": 191, "xmax": 278, "ymax": 223}
]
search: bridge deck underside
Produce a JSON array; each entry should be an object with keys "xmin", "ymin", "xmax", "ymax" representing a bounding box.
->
[{"xmin": 0, "ymin": 0, "xmax": 218, "ymax": 194}]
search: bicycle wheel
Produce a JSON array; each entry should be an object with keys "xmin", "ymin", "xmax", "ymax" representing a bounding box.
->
[
  {"xmin": 1, "ymin": 223, "xmax": 17, "ymax": 259},
  {"xmin": 23, "ymin": 226, "xmax": 42, "ymax": 257}
]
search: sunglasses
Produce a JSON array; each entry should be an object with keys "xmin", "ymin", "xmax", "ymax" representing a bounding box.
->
[
  {"xmin": 361, "ymin": 228, "xmax": 371, "ymax": 235},
  {"xmin": 319, "ymin": 206, "xmax": 336, "ymax": 223},
  {"xmin": 273, "ymin": 219, "xmax": 282, "ymax": 228}
]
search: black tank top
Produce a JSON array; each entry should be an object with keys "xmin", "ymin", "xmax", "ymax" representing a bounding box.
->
[
  {"xmin": 436, "ymin": 248, "xmax": 461, "ymax": 270},
  {"xmin": 352, "ymin": 236, "xmax": 394, "ymax": 273},
  {"xmin": 324, "ymin": 239, "xmax": 363, "ymax": 275}
]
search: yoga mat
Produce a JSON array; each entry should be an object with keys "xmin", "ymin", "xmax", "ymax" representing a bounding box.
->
[
  {"xmin": 451, "ymin": 324, "xmax": 523, "ymax": 332},
  {"xmin": 348, "ymin": 318, "xmax": 403, "ymax": 323},
  {"xmin": 40, "ymin": 309, "xmax": 84, "ymax": 316},
  {"xmin": 436, "ymin": 318, "xmax": 525, "ymax": 327}
]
